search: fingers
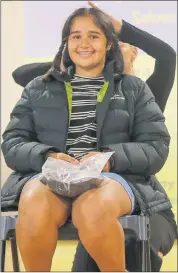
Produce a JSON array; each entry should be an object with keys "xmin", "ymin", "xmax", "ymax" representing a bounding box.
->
[
  {"xmin": 88, "ymin": 1, "xmax": 100, "ymax": 10},
  {"xmin": 80, "ymin": 152, "xmax": 110, "ymax": 172},
  {"xmin": 48, "ymin": 152, "xmax": 79, "ymax": 165},
  {"xmin": 62, "ymin": 154, "xmax": 79, "ymax": 165},
  {"xmin": 88, "ymin": 1, "xmax": 122, "ymax": 33},
  {"xmin": 102, "ymin": 161, "xmax": 110, "ymax": 172},
  {"xmin": 80, "ymin": 152, "xmax": 99, "ymax": 162},
  {"xmin": 80, "ymin": 153, "xmax": 92, "ymax": 163}
]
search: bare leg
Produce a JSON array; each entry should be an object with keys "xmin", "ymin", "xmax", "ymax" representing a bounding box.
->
[
  {"xmin": 16, "ymin": 179, "xmax": 71, "ymax": 271},
  {"xmin": 72, "ymin": 178, "xmax": 132, "ymax": 272}
]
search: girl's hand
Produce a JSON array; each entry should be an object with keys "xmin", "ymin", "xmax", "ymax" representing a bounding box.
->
[{"xmin": 80, "ymin": 151, "xmax": 110, "ymax": 172}]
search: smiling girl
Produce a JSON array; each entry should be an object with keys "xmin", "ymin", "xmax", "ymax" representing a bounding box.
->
[{"xmin": 1, "ymin": 7, "xmax": 174, "ymax": 272}]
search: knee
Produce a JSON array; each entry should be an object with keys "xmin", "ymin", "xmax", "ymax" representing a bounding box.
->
[
  {"xmin": 72, "ymin": 197, "xmax": 117, "ymax": 244},
  {"xmin": 19, "ymin": 180, "xmax": 51, "ymax": 215},
  {"xmin": 17, "ymin": 180, "xmax": 52, "ymax": 230},
  {"xmin": 17, "ymin": 179, "xmax": 68, "ymax": 234}
]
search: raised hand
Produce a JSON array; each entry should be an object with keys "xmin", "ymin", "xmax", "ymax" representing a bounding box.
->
[{"xmin": 88, "ymin": 1, "xmax": 123, "ymax": 32}]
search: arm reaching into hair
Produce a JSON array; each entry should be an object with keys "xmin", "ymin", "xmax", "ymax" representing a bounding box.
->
[
  {"xmin": 88, "ymin": 1, "xmax": 176, "ymax": 112},
  {"xmin": 119, "ymin": 21, "xmax": 176, "ymax": 112}
]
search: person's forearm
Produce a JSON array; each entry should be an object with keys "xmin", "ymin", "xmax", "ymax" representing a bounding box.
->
[
  {"xmin": 119, "ymin": 20, "xmax": 176, "ymax": 60},
  {"xmin": 112, "ymin": 18, "xmax": 123, "ymax": 33}
]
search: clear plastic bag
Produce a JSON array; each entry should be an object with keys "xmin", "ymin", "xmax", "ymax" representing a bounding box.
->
[{"xmin": 40, "ymin": 152, "xmax": 114, "ymax": 197}]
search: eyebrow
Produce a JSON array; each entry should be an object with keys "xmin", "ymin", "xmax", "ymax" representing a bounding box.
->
[{"xmin": 70, "ymin": 30, "xmax": 101, "ymax": 35}]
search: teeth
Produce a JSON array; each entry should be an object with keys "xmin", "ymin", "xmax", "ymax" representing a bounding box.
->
[{"xmin": 79, "ymin": 52, "xmax": 93, "ymax": 55}]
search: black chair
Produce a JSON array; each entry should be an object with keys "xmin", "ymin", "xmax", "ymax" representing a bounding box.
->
[{"xmin": 0, "ymin": 213, "xmax": 151, "ymax": 272}]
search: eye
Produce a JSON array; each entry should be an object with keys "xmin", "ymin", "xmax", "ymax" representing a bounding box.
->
[
  {"xmin": 72, "ymin": 35, "xmax": 81, "ymax": 39},
  {"xmin": 90, "ymin": 35, "xmax": 98, "ymax": 39}
]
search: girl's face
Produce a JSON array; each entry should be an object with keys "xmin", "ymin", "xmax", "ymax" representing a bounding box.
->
[{"xmin": 68, "ymin": 15, "xmax": 108, "ymax": 75}]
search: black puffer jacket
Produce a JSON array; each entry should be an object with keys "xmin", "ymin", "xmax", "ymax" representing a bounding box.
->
[{"xmin": 1, "ymin": 60, "xmax": 173, "ymax": 219}]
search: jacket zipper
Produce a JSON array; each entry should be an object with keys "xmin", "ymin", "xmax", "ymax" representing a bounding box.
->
[
  {"xmin": 63, "ymin": 82, "xmax": 72, "ymax": 153},
  {"xmin": 96, "ymin": 81, "xmax": 109, "ymax": 150}
]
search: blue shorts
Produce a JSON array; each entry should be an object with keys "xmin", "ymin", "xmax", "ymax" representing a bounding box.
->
[{"xmin": 29, "ymin": 172, "xmax": 135, "ymax": 214}]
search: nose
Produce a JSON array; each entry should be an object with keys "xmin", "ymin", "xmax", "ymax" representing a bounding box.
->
[{"xmin": 79, "ymin": 37, "xmax": 90, "ymax": 48}]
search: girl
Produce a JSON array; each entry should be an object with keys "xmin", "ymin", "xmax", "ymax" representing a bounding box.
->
[
  {"xmin": 1, "ymin": 7, "xmax": 175, "ymax": 272},
  {"xmin": 10, "ymin": 2, "xmax": 177, "ymax": 270}
]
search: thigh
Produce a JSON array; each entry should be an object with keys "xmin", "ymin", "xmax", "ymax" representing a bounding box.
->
[
  {"xmin": 19, "ymin": 179, "xmax": 72, "ymax": 226},
  {"xmin": 72, "ymin": 177, "xmax": 132, "ymax": 228},
  {"xmin": 150, "ymin": 213, "xmax": 176, "ymax": 255}
]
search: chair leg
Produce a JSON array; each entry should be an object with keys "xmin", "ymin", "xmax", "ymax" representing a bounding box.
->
[
  {"xmin": 0, "ymin": 240, "xmax": 6, "ymax": 272},
  {"xmin": 10, "ymin": 236, "xmax": 20, "ymax": 272},
  {"xmin": 140, "ymin": 240, "xmax": 151, "ymax": 272}
]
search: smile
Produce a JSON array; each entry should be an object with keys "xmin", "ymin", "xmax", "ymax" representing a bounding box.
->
[{"xmin": 77, "ymin": 52, "xmax": 95, "ymax": 57}]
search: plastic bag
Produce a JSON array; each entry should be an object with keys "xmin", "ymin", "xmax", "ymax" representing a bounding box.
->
[{"xmin": 40, "ymin": 152, "xmax": 114, "ymax": 197}]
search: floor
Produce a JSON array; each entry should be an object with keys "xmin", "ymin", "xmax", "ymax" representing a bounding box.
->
[{"xmin": 5, "ymin": 240, "xmax": 177, "ymax": 272}]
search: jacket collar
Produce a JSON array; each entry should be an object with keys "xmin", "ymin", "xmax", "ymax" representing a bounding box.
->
[{"xmin": 46, "ymin": 60, "xmax": 122, "ymax": 83}]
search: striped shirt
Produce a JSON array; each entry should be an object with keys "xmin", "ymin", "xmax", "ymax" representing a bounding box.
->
[{"xmin": 66, "ymin": 74, "xmax": 105, "ymax": 159}]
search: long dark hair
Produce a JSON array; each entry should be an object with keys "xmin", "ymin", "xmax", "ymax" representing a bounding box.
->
[{"xmin": 52, "ymin": 7, "xmax": 124, "ymax": 75}]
